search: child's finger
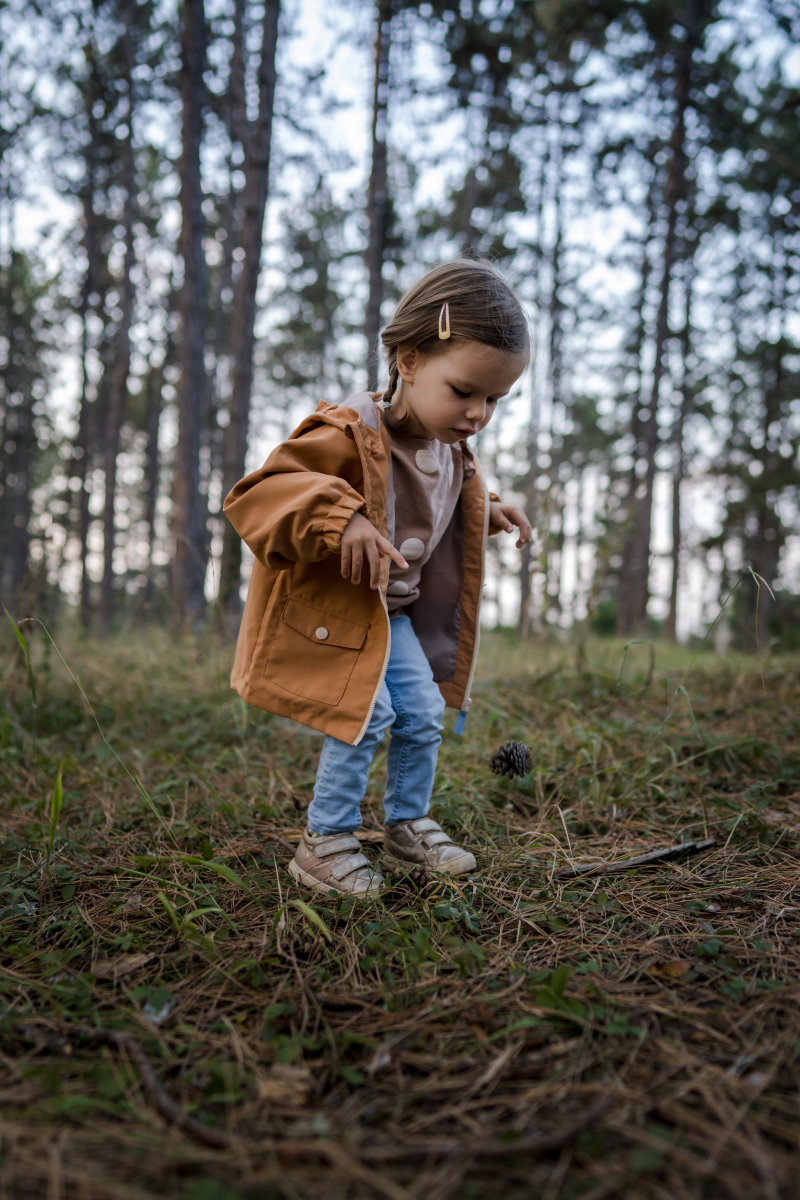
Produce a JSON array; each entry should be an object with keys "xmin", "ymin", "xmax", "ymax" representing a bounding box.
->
[
  {"xmin": 376, "ymin": 535, "xmax": 408, "ymax": 570},
  {"xmin": 349, "ymin": 542, "xmax": 363, "ymax": 585},
  {"xmin": 365, "ymin": 540, "xmax": 381, "ymax": 589},
  {"xmin": 507, "ymin": 507, "xmax": 532, "ymax": 541}
]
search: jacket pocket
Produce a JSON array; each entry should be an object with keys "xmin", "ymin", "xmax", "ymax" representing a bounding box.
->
[{"xmin": 264, "ymin": 598, "xmax": 369, "ymax": 706}]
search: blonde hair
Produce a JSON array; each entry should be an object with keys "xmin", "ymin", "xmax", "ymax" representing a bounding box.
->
[{"xmin": 380, "ymin": 259, "xmax": 529, "ymax": 419}]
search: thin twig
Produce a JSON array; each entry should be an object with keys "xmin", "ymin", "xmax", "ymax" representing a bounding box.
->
[{"xmin": 15, "ymin": 1024, "xmax": 610, "ymax": 1163}]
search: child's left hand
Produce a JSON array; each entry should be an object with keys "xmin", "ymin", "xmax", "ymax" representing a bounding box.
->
[{"xmin": 490, "ymin": 502, "xmax": 532, "ymax": 548}]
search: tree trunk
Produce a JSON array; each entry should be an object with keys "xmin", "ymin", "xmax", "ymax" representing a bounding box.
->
[
  {"xmin": 142, "ymin": 361, "xmax": 164, "ymax": 611},
  {"xmin": 173, "ymin": 0, "xmax": 210, "ymax": 623},
  {"xmin": 74, "ymin": 273, "xmax": 95, "ymax": 629},
  {"xmin": 460, "ymin": 162, "xmax": 480, "ymax": 254},
  {"xmin": 73, "ymin": 55, "xmax": 105, "ymax": 629},
  {"xmin": 100, "ymin": 3, "xmax": 136, "ymax": 629},
  {"xmin": 544, "ymin": 157, "xmax": 565, "ymax": 622},
  {"xmin": 217, "ymin": 0, "xmax": 280, "ymax": 612},
  {"xmin": 665, "ymin": 256, "xmax": 695, "ymax": 640},
  {"xmin": 365, "ymin": 0, "xmax": 392, "ymax": 392},
  {"xmin": 0, "ymin": 280, "xmax": 29, "ymax": 609},
  {"xmin": 620, "ymin": 156, "xmax": 657, "ymax": 519},
  {"xmin": 517, "ymin": 131, "xmax": 551, "ymax": 637},
  {"xmin": 204, "ymin": 0, "xmax": 246, "ymax": 501},
  {"xmin": 616, "ymin": 36, "xmax": 692, "ymax": 635}
]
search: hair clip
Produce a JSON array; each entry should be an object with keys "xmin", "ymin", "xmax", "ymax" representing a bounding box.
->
[{"xmin": 438, "ymin": 302, "xmax": 451, "ymax": 340}]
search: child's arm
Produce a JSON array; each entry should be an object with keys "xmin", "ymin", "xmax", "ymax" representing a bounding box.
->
[
  {"xmin": 489, "ymin": 501, "xmax": 532, "ymax": 549},
  {"xmin": 340, "ymin": 511, "xmax": 408, "ymax": 589},
  {"xmin": 223, "ymin": 421, "xmax": 370, "ymax": 570}
]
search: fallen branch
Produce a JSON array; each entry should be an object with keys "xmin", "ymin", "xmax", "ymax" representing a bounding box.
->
[
  {"xmin": 16, "ymin": 1024, "xmax": 610, "ymax": 1163},
  {"xmin": 356, "ymin": 1096, "xmax": 612, "ymax": 1162},
  {"xmin": 557, "ymin": 838, "xmax": 716, "ymax": 879}
]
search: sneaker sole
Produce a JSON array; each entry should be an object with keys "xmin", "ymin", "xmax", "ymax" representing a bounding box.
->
[
  {"xmin": 386, "ymin": 849, "xmax": 477, "ymax": 877},
  {"xmin": 288, "ymin": 858, "xmax": 382, "ymax": 897}
]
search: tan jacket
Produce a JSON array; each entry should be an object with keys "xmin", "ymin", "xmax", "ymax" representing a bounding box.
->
[{"xmin": 223, "ymin": 394, "xmax": 499, "ymax": 746}]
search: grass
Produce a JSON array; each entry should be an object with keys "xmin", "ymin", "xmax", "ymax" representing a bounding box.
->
[{"xmin": 2, "ymin": 623, "xmax": 800, "ymax": 1199}]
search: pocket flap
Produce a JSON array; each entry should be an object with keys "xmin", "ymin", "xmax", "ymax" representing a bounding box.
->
[{"xmin": 282, "ymin": 599, "xmax": 368, "ymax": 650}]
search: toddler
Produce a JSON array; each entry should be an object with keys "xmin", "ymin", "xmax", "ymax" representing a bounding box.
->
[{"xmin": 224, "ymin": 259, "xmax": 531, "ymax": 895}]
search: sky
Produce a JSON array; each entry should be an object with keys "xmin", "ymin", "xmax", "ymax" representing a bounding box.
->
[{"xmin": 8, "ymin": 0, "xmax": 799, "ymax": 640}]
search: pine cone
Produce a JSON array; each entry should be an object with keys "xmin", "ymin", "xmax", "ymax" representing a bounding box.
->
[
  {"xmin": 382, "ymin": 863, "xmax": 432, "ymax": 891},
  {"xmin": 489, "ymin": 741, "xmax": 533, "ymax": 779}
]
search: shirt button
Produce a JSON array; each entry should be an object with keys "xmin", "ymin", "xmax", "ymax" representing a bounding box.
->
[{"xmin": 315, "ymin": 627, "xmax": 329, "ymax": 640}]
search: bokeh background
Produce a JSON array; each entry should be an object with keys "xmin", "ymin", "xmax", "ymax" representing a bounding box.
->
[{"xmin": 1, "ymin": 0, "xmax": 798, "ymax": 649}]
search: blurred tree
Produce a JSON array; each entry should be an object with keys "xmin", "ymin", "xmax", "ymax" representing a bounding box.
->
[
  {"xmin": 260, "ymin": 179, "xmax": 360, "ymax": 409},
  {"xmin": 0, "ymin": 252, "xmax": 55, "ymax": 610},
  {"xmin": 704, "ymin": 60, "xmax": 800, "ymax": 648},
  {"xmin": 365, "ymin": 0, "xmax": 393, "ymax": 390},
  {"xmin": 218, "ymin": 0, "xmax": 281, "ymax": 612},
  {"xmin": 100, "ymin": 0, "xmax": 138, "ymax": 628},
  {"xmin": 615, "ymin": 0, "xmax": 720, "ymax": 634},
  {"xmin": 173, "ymin": 0, "xmax": 210, "ymax": 623}
]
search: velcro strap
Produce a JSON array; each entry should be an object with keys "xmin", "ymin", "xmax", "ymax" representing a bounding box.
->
[
  {"xmin": 423, "ymin": 831, "xmax": 452, "ymax": 848},
  {"xmin": 408, "ymin": 818, "xmax": 441, "ymax": 834},
  {"xmin": 314, "ymin": 834, "xmax": 361, "ymax": 858},
  {"xmin": 330, "ymin": 851, "xmax": 370, "ymax": 880}
]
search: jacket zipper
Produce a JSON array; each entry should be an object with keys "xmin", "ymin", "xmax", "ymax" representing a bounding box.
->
[
  {"xmin": 353, "ymin": 585, "xmax": 391, "ymax": 746},
  {"xmin": 456, "ymin": 455, "xmax": 491, "ymax": 722},
  {"xmin": 349, "ymin": 416, "xmax": 392, "ymax": 747}
]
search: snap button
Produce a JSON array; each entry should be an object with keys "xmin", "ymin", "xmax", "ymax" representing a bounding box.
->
[{"xmin": 315, "ymin": 627, "xmax": 329, "ymax": 640}]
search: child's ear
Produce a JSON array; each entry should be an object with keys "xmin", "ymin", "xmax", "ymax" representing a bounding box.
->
[{"xmin": 396, "ymin": 345, "xmax": 419, "ymax": 382}]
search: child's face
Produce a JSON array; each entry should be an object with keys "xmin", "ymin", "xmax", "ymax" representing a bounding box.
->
[{"xmin": 394, "ymin": 340, "xmax": 527, "ymax": 443}]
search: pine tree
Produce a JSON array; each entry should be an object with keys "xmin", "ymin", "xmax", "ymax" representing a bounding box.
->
[
  {"xmin": 218, "ymin": 0, "xmax": 281, "ymax": 612},
  {"xmin": 173, "ymin": 0, "xmax": 210, "ymax": 623},
  {"xmin": 0, "ymin": 252, "xmax": 56, "ymax": 610},
  {"xmin": 365, "ymin": 0, "xmax": 393, "ymax": 390},
  {"xmin": 703, "ymin": 50, "xmax": 800, "ymax": 648}
]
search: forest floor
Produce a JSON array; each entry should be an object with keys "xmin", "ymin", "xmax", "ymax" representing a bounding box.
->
[{"xmin": 2, "ymin": 623, "xmax": 800, "ymax": 1200}]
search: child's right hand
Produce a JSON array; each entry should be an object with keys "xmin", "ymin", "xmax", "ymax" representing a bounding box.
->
[{"xmin": 340, "ymin": 511, "xmax": 408, "ymax": 589}]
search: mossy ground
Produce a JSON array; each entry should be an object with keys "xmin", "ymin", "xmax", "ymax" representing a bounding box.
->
[{"xmin": 2, "ymin": 625, "xmax": 800, "ymax": 1199}]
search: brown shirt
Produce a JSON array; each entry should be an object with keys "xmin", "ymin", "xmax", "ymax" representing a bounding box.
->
[{"xmin": 384, "ymin": 425, "xmax": 466, "ymax": 612}]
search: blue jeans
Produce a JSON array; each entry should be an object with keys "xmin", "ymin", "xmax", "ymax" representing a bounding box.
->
[{"xmin": 307, "ymin": 613, "xmax": 445, "ymax": 836}]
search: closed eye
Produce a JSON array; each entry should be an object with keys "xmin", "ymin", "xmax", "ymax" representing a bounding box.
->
[{"xmin": 451, "ymin": 385, "xmax": 471, "ymax": 398}]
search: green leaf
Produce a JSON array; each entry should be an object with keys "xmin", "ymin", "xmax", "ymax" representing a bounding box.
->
[
  {"xmin": 5, "ymin": 609, "xmax": 36, "ymax": 707},
  {"xmin": 535, "ymin": 985, "xmax": 561, "ymax": 1008},
  {"xmin": 461, "ymin": 909, "xmax": 481, "ymax": 933},
  {"xmin": 47, "ymin": 765, "xmax": 64, "ymax": 862},
  {"xmin": 559, "ymin": 997, "xmax": 586, "ymax": 1019},
  {"xmin": 675, "ymin": 685, "xmax": 702, "ymax": 741},
  {"xmin": 179, "ymin": 857, "xmax": 257, "ymax": 899},
  {"xmin": 90, "ymin": 1060, "xmax": 138, "ymax": 1100},
  {"xmin": 628, "ymin": 1145, "xmax": 666, "ymax": 1173},
  {"xmin": 550, "ymin": 964, "xmax": 570, "ymax": 998},
  {"xmin": 200, "ymin": 860, "xmax": 253, "ymax": 894},
  {"xmin": 338, "ymin": 1066, "xmax": 366, "ymax": 1086},
  {"xmin": 156, "ymin": 890, "xmax": 181, "ymax": 935},
  {"xmin": 697, "ymin": 938, "xmax": 722, "ymax": 957},
  {"xmin": 181, "ymin": 906, "xmax": 224, "ymax": 927},
  {"xmin": 131, "ymin": 855, "xmax": 258, "ymax": 902},
  {"xmin": 289, "ymin": 898, "xmax": 333, "ymax": 941},
  {"xmin": 264, "ymin": 1002, "xmax": 296, "ymax": 1022}
]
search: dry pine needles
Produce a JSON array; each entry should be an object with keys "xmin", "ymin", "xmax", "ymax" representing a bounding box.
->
[{"xmin": 1, "ymin": 628, "xmax": 800, "ymax": 1200}]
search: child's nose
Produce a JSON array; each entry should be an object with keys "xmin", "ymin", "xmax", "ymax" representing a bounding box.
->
[{"xmin": 465, "ymin": 398, "xmax": 487, "ymax": 422}]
